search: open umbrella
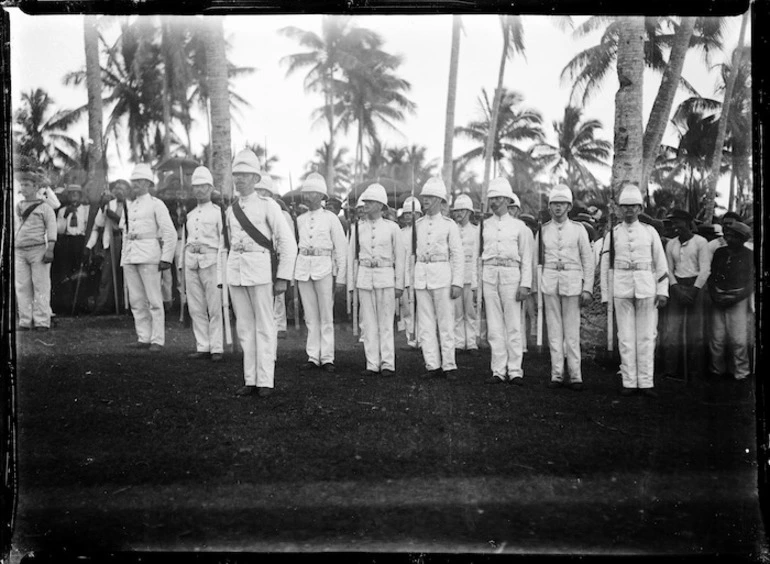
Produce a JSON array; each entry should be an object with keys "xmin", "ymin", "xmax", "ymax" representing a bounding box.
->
[
  {"xmin": 155, "ymin": 157, "xmax": 200, "ymax": 196},
  {"xmin": 347, "ymin": 177, "xmax": 412, "ymax": 209}
]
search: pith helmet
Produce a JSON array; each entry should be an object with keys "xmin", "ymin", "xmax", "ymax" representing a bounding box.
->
[
  {"xmin": 400, "ymin": 196, "xmax": 422, "ymax": 214},
  {"xmin": 452, "ymin": 194, "xmax": 475, "ymax": 212},
  {"xmin": 548, "ymin": 184, "xmax": 573, "ymax": 204},
  {"xmin": 256, "ymin": 174, "xmax": 275, "ymax": 194},
  {"xmin": 130, "ymin": 163, "xmax": 155, "ymax": 183},
  {"xmin": 360, "ymin": 183, "xmax": 388, "ymax": 206},
  {"xmin": 487, "ymin": 177, "xmax": 514, "ymax": 201},
  {"xmin": 191, "ymin": 166, "xmax": 214, "ymax": 186},
  {"xmin": 301, "ymin": 172, "xmax": 328, "ymax": 196},
  {"xmin": 618, "ymin": 184, "xmax": 643, "ymax": 205},
  {"xmin": 231, "ymin": 150, "xmax": 262, "ymax": 175},
  {"xmin": 420, "ymin": 177, "xmax": 448, "ymax": 201}
]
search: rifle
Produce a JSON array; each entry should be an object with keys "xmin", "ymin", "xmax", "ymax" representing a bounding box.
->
[
  {"xmin": 475, "ymin": 207, "xmax": 484, "ymax": 348},
  {"xmin": 122, "ymin": 199, "xmax": 130, "ymax": 309},
  {"xmin": 178, "ymin": 202, "xmax": 187, "ymax": 324},
  {"xmin": 293, "ymin": 212, "xmax": 301, "ymax": 330},
  {"xmin": 409, "ymin": 200, "xmax": 417, "ymax": 345},
  {"xmin": 219, "ymin": 197, "xmax": 233, "ymax": 352},
  {"xmin": 352, "ymin": 219, "xmax": 360, "ymax": 337},
  {"xmin": 607, "ymin": 210, "xmax": 616, "ymax": 353},
  {"xmin": 71, "ymin": 256, "xmax": 87, "ymax": 316},
  {"xmin": 536, "ymin": 219, "xmax": 544, "ymax": 353}
]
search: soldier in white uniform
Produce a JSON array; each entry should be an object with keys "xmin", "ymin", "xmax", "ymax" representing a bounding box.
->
[
  {"xmin": 481, "ymin": 177, "xmax": 533, "ymax": 384},
  {"xmin": 600, "ymin": 184, "xmax": 669, "ymax": 397},
  {"xmin": 121, "ymin": 164, "xmax": 178, "ymax": 351},
  {"xmin": 183, "ymin": 166, "xmax": 225, "ymax": 362},
  {"xmin": 536, "ymin": 184, "xmax": 595, "ymax": 391},
  {"xmin": 295, "ymin": 173, "xmax": 347, "ymax": 373},
  {"xmin": 415, "ymin": 177, "xmax": 464, "ymax": 380},
  {"xmin": 348, "ymin": 183, "xmax": 405, "ymax": 377},
  {"xmin": 226, "ymin": 150, "xmax": 297, "ymax": 397},
  {"xmin": 398, "ymin": 196, "xmax": 421, "ymax": 351},
  {"xmin": 451, "ymin": 194, "xmax": 480, "ymax": 356}
]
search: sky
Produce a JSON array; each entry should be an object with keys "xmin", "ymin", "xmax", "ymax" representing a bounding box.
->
[{"xmin": 6, "ymin": 10, "xmax": 749, "ymax": 206}]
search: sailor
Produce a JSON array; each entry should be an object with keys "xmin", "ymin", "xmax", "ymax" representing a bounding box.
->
[
  {"xmin": 121, "ymin": 164, "xmax": 178, "ymax": 351},
  {"xmin": 226, "ymin": 150, "xmax": 297, "ymax": 397},
  {"xmin": 294, "ymin": 172, "xmax": 347, "ymax": 373},
  {"xmin": 184, "ymin": 166, "xmax": 225, "ymax": 362},
  {"xmin": 414, "ymin": 177, "xmax": 464, "ymax": 380},
  {"xmin": 600, "ymin": 184, "xmax": 669, "ymax": 397},
  {"xmin": 481, "ymin": 177, "xmax": 533, "ymax": 385},
  {"xmin": 537, "ymin": 184, "xmax": 595, "ymax": 390},
  {"xmin": 398, "ymin": 195, "xmax": 422, "ymax": 351},
  {"xmin": 348, "ymin": 183, "xmax": 405, "ymax": 377},
  {"xmin": 450, "ymin": 194, "xmax": 480, "ymax": 356}
]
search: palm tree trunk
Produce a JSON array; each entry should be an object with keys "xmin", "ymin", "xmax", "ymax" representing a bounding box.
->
[
  {"xmin": 325, "ymin": 68, "xmax": 336, "ymax": 197},
  {"xmin": 702, "ymin": 10, "xmax": 749, "ymax": 224},
  {"xmin": 160, "ymin": 18, "xmax": 172, "ymax": 160},
  {"xmin": 640, "ymin": 17, "xmax": 695, "ymax": 195},
  {"xmin": 83, "ymin": 15, "xmax": 105, "ymax": 206},
  {"xmin": 727, "ymin": 157, "xmax": 736, "ymax": 213},
  {"xmin": 610, "ymin": 16, "xmax": 645, "ymax": 199},
  {"xmin": 482, "ymin": 35, "xmax": 508, "ymax": 209},
  {"xmin": 441, "ymin": 15, "xmax": 462, "ymax": 198},
  {"xmin": 205, "ymin": 16, "xmax": 233, "ymax": 198}
]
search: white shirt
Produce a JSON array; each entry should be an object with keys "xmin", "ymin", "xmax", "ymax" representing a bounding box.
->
[
  {"xmin": 294, "ymin": 208, "xmax": 347, "ymax": 282},
  {"xmin": 119, "ymin": 193, "xmax": 177, "ymax": 266},
  {"xmin": 600, "ymin": 220, "xmax": 669, "ymax": 300},
  {"xmin": 57, "ymin": 204, "xmax": 90, "ymax": 236},
  {"xmin": 457, "ymin": 221, "xmax": 480, "ymax": 289},
  {"xmin": 536, "ymin": 219, "xmax": 594, "ymax": 296},
  {"xmin": 225, "ymin": 191, "xmax": 298, "ymax": 286},
  {"xmin": 86, "ymin": 199, "xmax": 125, "ymax": 250},
  {"xmin": 665, "ymin": 233, "xmax": 710, "ymax": 289},
  {"xmin": 481, "ymin": 213, "xmax": 533, "ymax": 288},
  {"xmin": 347, "ymin": 218, "xmax": 405, "ymax": 291},
  {"xmin": 413, "ymin": 213, "xmax": 464, "ymax": 290}
]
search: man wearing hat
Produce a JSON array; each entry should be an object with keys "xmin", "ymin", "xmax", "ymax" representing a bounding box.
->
[
  {"xmin": 537, "ymin": 184, "xmax": 595, "ymax": 391},
  {"xmin": 121, "ymin": 163, "xmax": 178, "ymax": 352},
  {"xmin": 661, "ymin": 208, "xmax": 710, "ymax": 380},
  {"xmin": 415, "ymin": 177, "xmax": 464, "ymax": 380},
  {"xmin": 707, "ymin": 221, "xmax": 753, "ymax": 381},
  {"xmin": 183, "ymin": 166, "xmax": 225, "ymax": 362},
  {"xmin": 226, "ymin": 150, "xmax": 297, "ymax": 397},
  {"xmin": 53, "ymin": 184, "xmax": 91, "ymax": 313},
  {"xmin": 600, "ymin": 183, "xmax": 668, "ymax": 397},
  {"xmin": 482, "ymin": 177, "xmax": 533, "ymax": 385},
  {"xmin": 85, "ymin": 179, "xmax": 129, "ymax": 314},
  {"xmin": 451, "ymin": 194, "xmax": 480, "ymax": 356},
  {"xmin": 326, "ymin": 196, "xmax": 349, "ymax": 235},
  {"xmin": 347, "ymin": 183, "xmax": 405, "ymax": 377},
  {"xmin": 294, "ymin": 172, "xmax": 347, "ymax": 373},
  {"xmin": 518, "ymin": 212, "xmax": 540, "ymax": 350},
  {"xmin": 15, "ymin": 168, "xmax": 58, "ymax": 330},
  {"xmin": 398, "ymin": 196, "xmax": 421, "ymax": 350}
]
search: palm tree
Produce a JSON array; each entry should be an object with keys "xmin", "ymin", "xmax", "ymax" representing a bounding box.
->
[
  {"xmin": 13, "ymin": 88, "xmax": 80, "ymax": 171},
  {"xmin": 83, "ymin": 15, "xmax": 106, "ymax": 204},
  {"xmin": 455, "ymin": 89, "xmax": 545, "ymax": 176},
  {"xmin": 280, "ymin": 16, "xmax": 383, "ymax": 195},
  {"xmin": 442, "ymin": 15, "xmax": 462, "ymax": 192},
  {"xmin": 205, "ymin": 16, "xmax": 233, "ymax": 197},
  {"xmin": 532, "ymin": 106, "xmax": 612, "ymax": 192},
  {"xmin": 482, "ymin": 15, "xmax": 525, "ymax": 205}
]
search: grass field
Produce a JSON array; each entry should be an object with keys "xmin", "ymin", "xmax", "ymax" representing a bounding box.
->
[{"xmin": 10, "ymin": 313, "xmax": 765, "ymax": 558}]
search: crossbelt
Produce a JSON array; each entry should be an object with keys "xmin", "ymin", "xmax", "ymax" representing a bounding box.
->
[
  {"xmin": 614, "ymin": 260, "xmax": 653, "ymax": 271},
  {"xmin": 299, "ymin": 248, "xmax": 333, "ymax": 256},
  {"xmin": 483, "ymin": 258, "xmax": 520, "ymax": 267},
  {"xmin": 544, "ymin": 261, "xmax": 581, "ymax": 271},
  {"xmin": 359, "ymin": 257, "xmax": 394, "ymax": 268},
  {"xmin": 417, "ymin": 254, "xmax": 449, "ymax": 263}
]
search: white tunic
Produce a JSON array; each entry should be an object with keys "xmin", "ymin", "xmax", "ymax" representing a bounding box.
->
[
  {"xmin": 294, "ymin": 208, "xmax": 347, "ymax": 282},
  {"xmin": 536, "ymin": 219, "xmax": 594, "ymax": 296},
  {"xmin": 457, "ymin": 221, "xmax": 479, "ymax": 289},
  {"xmin": 119, "ymin": 193, "xmax": 177, "ymax": 265},
  {"xmin": 413, "ymin": 213, "xmax": 464, "ymax": 290},
  {"xmin": 184, "ymin": 202, "xmax": 224, "ymax": 285},
  {"xmin": 347, "ymin": 218, "xmax": 405, "ymax": 291},
  {"xmin": 481, "ymin": 214, "xmax": 533, "ymax": 288}
]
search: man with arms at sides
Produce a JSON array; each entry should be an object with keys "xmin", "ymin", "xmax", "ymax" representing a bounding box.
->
[{"xmin": 451, "ymin": 194, "xmax": 480, "ymax": 357}]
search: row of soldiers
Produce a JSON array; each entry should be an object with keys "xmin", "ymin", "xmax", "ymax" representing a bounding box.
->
[{"xmin": 14, "ymin": 149, "xmax": 754, "ymax": 397}]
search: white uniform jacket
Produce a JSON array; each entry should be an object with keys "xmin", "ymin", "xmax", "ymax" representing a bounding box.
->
[
  {"xmin": 184, "ymin": 202, "xmax": 225, "ymax": 286},
  {"xmin": 347, "ymin": 218, "xmax": 405, "ymax": 291},
  {"xmin": 86, "ymin": 199, "xmax": 124, "ymax": 251},
  {"xmin": 119, "ymin": 193, "xmax": 176, "ymax": 266},
  {"xmin": 413, "ymin": 214, "xmax": 464, "ymax": 290},
  {"xmin": 457, "ymin": 222, "xmax": 479, "ymax": 289},
  {"xmin": 57, "ymin": 204, "xmax": 90, "ymax": 236},
  {"xmin": 225, "ymin": 191, "xmax": 298, "ymax": 286},
  {"xmin": 536, "ymin": 219, "xmax": 594, "ymax": 296},
  {"xmin": 294, "ymin": 208, "xmax": 347, "ymax": 283},
  {"xmin": 481, "ymin": 214, "xmax": 533, "ymax": 288},
  {"xmin": 600, "ymin": 220, "xmax": 669, "ymax": 301}
]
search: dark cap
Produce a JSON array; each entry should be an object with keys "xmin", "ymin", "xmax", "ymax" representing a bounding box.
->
[
  {"xmin": 666, "ymin": 209, "xmax": 693, "ymax": 222},
  {"xmin": 723, "ymin": 221, "xmax": 751, "ymax": 240}
]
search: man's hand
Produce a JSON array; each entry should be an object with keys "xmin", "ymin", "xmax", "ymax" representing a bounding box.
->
[
  {"xmin": 395, "ymin": 288, "xmax": 403, "ymax": 299},
  {"xmin": 450, "ymin": 285, "xmax": 462, "ymax": 299},
  {"xmin": 105, "ymin": 209, "xmax": 121, "ymax": 223},
  {"xmin": 580, "ymin": 290, "xmax": 593, "ymax": 307},
  {"xmin": 681, "ymin": 286, "xmax": 698, "ymax": 306},
  {"xmin": 42, "ymin": 249, "xmax": 54, "ymax": 264},
  {"xmin": 654, "ymin": 294, "xmax": 668, "ymax": 309},
  {"xmin": 158, "ymin": 260, "xmax": 172, "ymax": 271},
  {"xmin": 83, "ymin": 247, "xmax": 92, "ymax": 265},
  {"xmin": 274, "ymin": 279, "xmax": 288, "ymax": 295},
  {"xmin": 516, "ymin": 286, "xmax": 531, "ymax": 301}
]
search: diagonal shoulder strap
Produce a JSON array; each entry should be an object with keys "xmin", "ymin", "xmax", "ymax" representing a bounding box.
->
[
  {"xmin": 19, "ymin": 201, "xmax": 43, "ymax": 223},
  {"xmin": 232, "ymin": 200, "xmax": 274, "ymax": 253}
]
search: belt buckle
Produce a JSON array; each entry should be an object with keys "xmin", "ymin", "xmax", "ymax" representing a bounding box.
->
[{"xmin": 555, "ymin": 262, "xmax": 564, "ymax": 271}]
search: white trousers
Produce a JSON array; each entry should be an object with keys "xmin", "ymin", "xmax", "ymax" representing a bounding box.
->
[
  {"xmin": 416, "ymin": 287, "xmax": 456, "ymax": 371},
  {"xmin": 230, "ymin": 284, "xmax": 276, "ymax": 388},
  {"xmin": 185, "ymin": 264, "xmax": 223, "ymax": 354},
  {"xmin": 298, "ymin": 275, "xmax": 335, "ymax": 365},
  {"xmin": 454, "ymin": 283, "xmax": 478, "ymax": 350},
  {"xmin": 614, "ymin": 297, "xmax": 656, "ymax": 389},
  {"xmin": 544, "ymin": 294, "xmax": 582, "ymax": 382},
  {"xmin": 124, "ymin": 263, "xmax": 165, "ymax": 345},
  {"xmin": 710, "ymin": 298, "xmax": 750, "ymax": 379},
  {"xmin": 15, "ymin": 245, "xmax": 52, "ymax": 329},
  {"xmin": 399, "ymin": 290, "xmax": 416, "ymax": 344},
  {"xmin": 359, "ymin": 288, "xmax": 396, "ymax": 371},
  {"xmin": 274, "ymin": 292, "xmax": 287, "ymax": 332},
  {"xmin": 484, "ymin": 280, "xmax": 523, "ymax": 379}
]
